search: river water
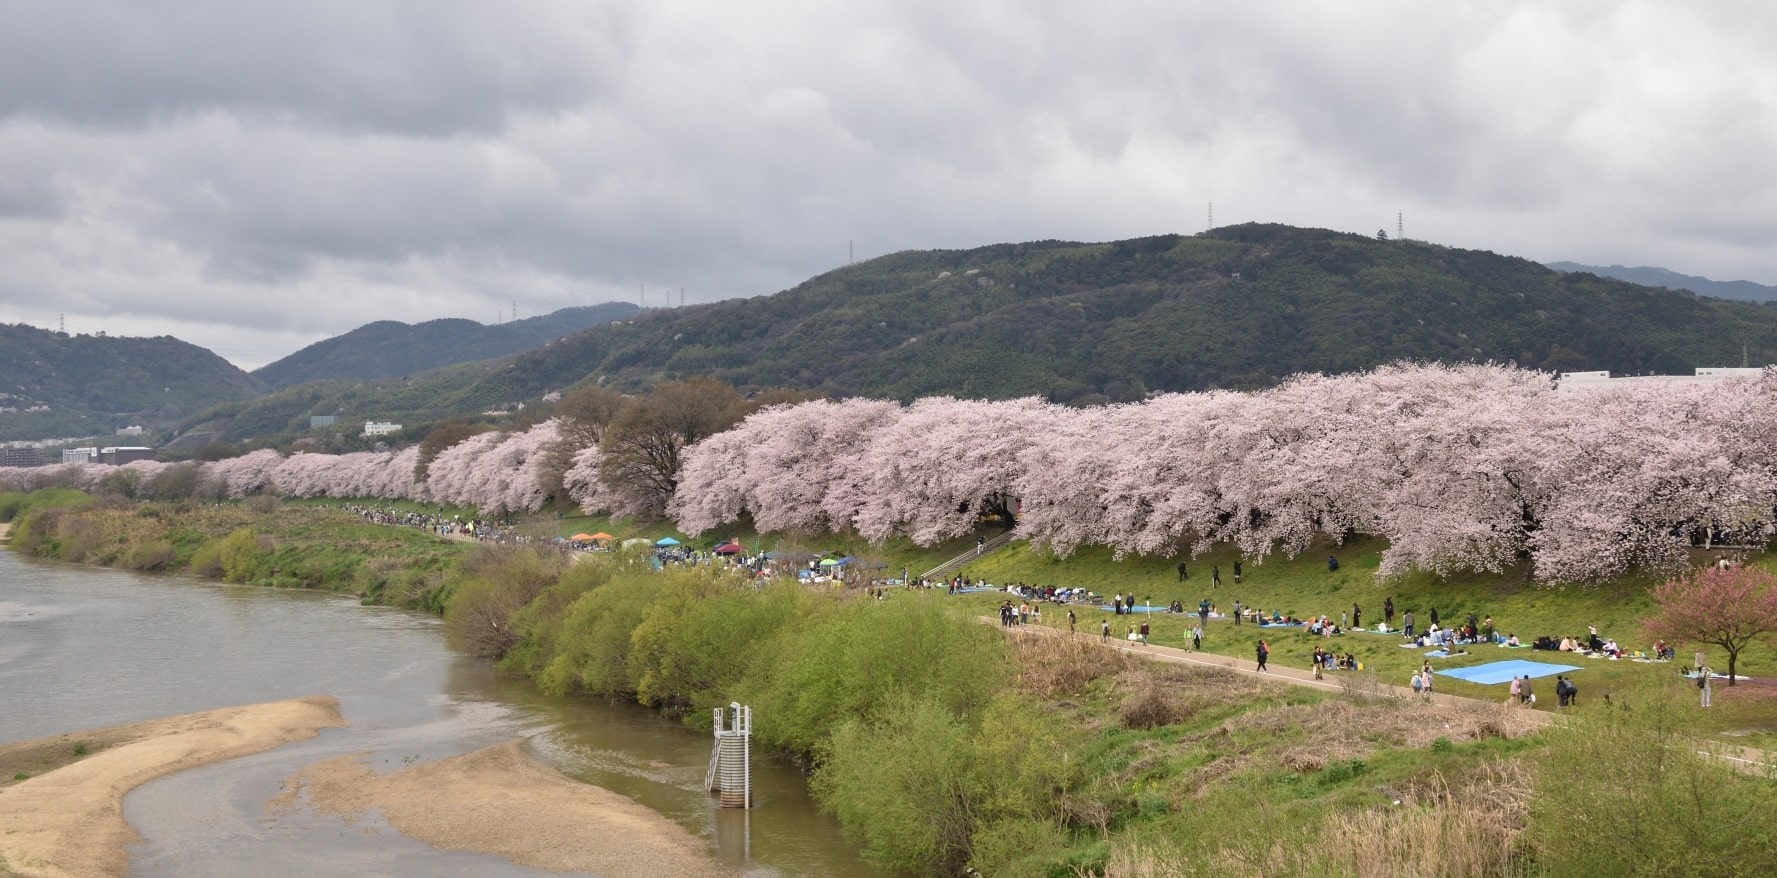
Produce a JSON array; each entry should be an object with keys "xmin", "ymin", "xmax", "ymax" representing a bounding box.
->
[{"xmin": 0, "ymin": 549, "xmax": 887, "ymax": 877}]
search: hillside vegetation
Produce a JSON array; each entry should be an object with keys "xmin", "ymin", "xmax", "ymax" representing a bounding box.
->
[
  {"xmin": 186, "ymin": 225, "xmax": 1777, "ymax": 444},
  {"xmin": 0, "ymin": 323, "xmax": 266, "ymax": 442},
  {"xmin": 252, "ymin": 302, "xmax": 641, "ymax": 388}
]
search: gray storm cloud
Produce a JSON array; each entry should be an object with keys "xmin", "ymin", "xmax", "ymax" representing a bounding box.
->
[{"xmin": 2, "ymin": 0, "xmax": 1774, "ymax": 369}]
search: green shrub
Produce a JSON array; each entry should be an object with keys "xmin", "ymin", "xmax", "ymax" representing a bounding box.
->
[
  {"xmin": 534, "ymin": 571, "xmax": 666, "ymax": 697},
  {"xmin": 502, "ymin": 561, "xmax": 613, "ymax": 677},
  {"xmin": 441, "ymin": 547, "xmax": 568, "ymax": 659},
  {"xmin": 216, "ymin": 528, "xmax": 272, "ymax": 583},
  {"xmin": 744, "ymin": 592, "xmax": 1011, "ymax": 754},
  {"xmin": 628, "ymin": 575, "xmax": 813, "ymax": 716},
  {"xmin": 812, "ymin": 693, "xmax": 982, "ymax": 874},
  {"xmin": 188, "ymin": 540, "xmax": 225, "ymax": 578},
  {"xmin": 122, "ymin": 539, "xmax": 177, "ymax": 571}
]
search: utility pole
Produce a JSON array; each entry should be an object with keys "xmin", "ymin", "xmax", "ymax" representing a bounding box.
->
[
  {"xmin": 1208, "ymin": 202, "xmax": 1214, "ymax": 230},
  {"xmin": 848, "ymin": 240, "xmax": 854, "ymax": 265}
]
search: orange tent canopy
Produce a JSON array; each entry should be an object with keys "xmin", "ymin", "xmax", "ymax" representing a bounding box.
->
[
  {"xmin": 571, "ymin": 533, "xmax": 597, "ymax": 541},
  {"xmin": 589, "ymin": 532, "xmax": 614, "ymax": 541}
]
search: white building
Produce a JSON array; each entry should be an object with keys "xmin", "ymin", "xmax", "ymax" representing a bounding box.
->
[
  {"xmin": 63, "ymin": 447, "xmax": 97, "ymax": 464},
  {"xmin": 1556, "ymin": 367, "xmax": 1764, "ymax": 392},
  {"xmin": 363, "ymin": 421, "xmax": 403, "ymax": 437}
]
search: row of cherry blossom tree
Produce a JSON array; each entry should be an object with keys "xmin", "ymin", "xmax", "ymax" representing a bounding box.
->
[
  {"xmin": 671, "ymin": 364, "xmax": 1777, "ymax": 583},
  {"xmin": 0, "ymin": 420, "xmax": 562, "ymax": 514},
  {"xmin": 5, "ymin": 363, "xmax": 1776, "ymax": 582}
]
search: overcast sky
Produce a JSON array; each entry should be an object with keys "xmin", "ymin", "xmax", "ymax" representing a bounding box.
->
[{"xmin": 3, "ymin": 1, "xmax": 1775, "ymax": 370}]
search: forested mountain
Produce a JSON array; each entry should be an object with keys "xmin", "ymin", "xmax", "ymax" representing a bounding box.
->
[
  {"xmin": 179, "ymin": 224, "xmax": 1777, "ymax": 442},
  {"xmin": 252, "ymin": 302, "xmax": 641, "ymax": 388},
  {"xmin": 1546, "ymin": 262, "xmax": 1777, "ymax": 303},
  {"xmin": 0, "ymin": 324, "xmax": 266, "ymax": 442}
]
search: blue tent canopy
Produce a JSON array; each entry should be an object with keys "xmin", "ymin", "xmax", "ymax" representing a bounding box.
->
[{"xmin": 655, "ymin": 537, "xmax": 682, "ymax": 547}]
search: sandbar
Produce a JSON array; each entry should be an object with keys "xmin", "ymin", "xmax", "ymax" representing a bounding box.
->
[
  {"xmin": 0, "ymin": 695, "xmax": 344, "ymax": 878},
  {"xmin": 274, "ymin": 739, "xmax": 726, "ymax": 877}
]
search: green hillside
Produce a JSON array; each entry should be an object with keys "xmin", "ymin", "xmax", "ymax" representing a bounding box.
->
[
  {"xmin": 179, "ymin": 224, "xmax": 1777, "ymax": 442},
  {"xmin": 0, "ymin": 324, "xmax": 267, "ymax": 442},
  {"xmin": 251, "ymin": 302, "xmax": 641, "ymax": 389}
]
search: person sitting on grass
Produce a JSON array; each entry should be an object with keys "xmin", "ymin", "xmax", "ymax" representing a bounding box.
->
[
  {"xmin": 1506, "ymin": 633, "xmax": 1521, "ymax": 647},
  {"xmin": 1559, "ymin": 636, "xmax": 1576, "ymax": 652}
]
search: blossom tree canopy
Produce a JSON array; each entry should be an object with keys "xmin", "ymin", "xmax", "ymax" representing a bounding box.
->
[{"xmin": 1644, "ymin": 565, "xmax": 1777, "ymax": 685}]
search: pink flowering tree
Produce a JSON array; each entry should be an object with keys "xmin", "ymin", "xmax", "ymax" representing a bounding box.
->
[
  {"xmin": 1645, "ymin": 565, "xmax": 1777, "ymax": 685},
  {"xmin": 852, "ymin": 397, "xmax": 1060, "ymax": 545},
  {"xmin": 672, "ymin": 398, "xmax": 903, "ymax": 536}
]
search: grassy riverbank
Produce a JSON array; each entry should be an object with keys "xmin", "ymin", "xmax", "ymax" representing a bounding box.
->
[
  {"xmin": 7, "ymin": 494, "xmax": 1777, "ymax": 875},
  {"xmin": 954, "ymin": 536, "xmax": 1777, "ymax": 751},
  {"xmin": 3, "ymin": 491, "xmax": 467, "ymax": 609}
]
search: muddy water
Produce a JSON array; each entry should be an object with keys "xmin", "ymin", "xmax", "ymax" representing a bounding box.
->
[{"xmin": 0, "ymin": 550, "xmax": 886, "ymax": 877}]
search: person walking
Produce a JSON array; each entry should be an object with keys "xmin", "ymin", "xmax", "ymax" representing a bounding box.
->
[
  {"xmin": 1420, "ymin": 665, "xmax": 1434, "ymax": 697},
  {"xmin": 1403, "ymin": 610, "xmax": 1415, "ymax": 639},
  {"xmin": 1385, "ymin": 597, "xmax": 1395, "ymax": 625},
  {"xmin": 1521, "ymin": 675, "xmax": 1534, "ymax": 707},
  {"xmin": 1700, "ymin": 665, "xmax": 1713, "ymax": 708},
  {"xmin": 1199, "ymin": 599, "xmax": 1210, "ymax": 628},
  {"xmin": 1233, "ymin": 559, "xmax": 1242, "ymax": 583},
  {"xmin": 1352, "ymin": 604, "xmax": 1361, "ymax": 630},
  {"xmin": 1191, "ymin": 623, "xmax": 1203, "ymax": 651},
  {"xmin": 1100, "ymin": 619, "xmax": 1110, "ymax": 641},
  {"xmin": 1212, "ymin": 565, "xmax": 1221, "ymax": 588},
  {"xmin": 1067, "ymin": 609, "xmax": 1077, "ymax": 635},
  {"xmin": 1256, "ymin": 639, "xmax": 1269, "ymax": 672},
  {"xmin": 1138, "ymin": 620, "xmax": 1150, "ymax": 646},
  {"xmin": 1312, "ymin": 647, "xmax": 1324, "ymax": 680},
  {"xmin": 1177, "ymin": 560, "xmax": 1187, "ymax": 581},
  {"xmin": 1232, "ymin": 599, "xmax": 1242, "ymax": 626}
]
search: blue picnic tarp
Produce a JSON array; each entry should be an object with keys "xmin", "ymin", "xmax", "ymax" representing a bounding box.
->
[{"xmin": 1436, "ymin": 659, "xmax": 1581, "ymax": 685}]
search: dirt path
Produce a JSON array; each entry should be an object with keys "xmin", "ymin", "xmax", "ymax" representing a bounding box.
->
[
  {"xmin": 274, "ymin": 739, "xmax": 726, "ymax": 877},
  {"xmin": 998, "ymin": 618, "xmax": 1775, "ymax": 770},
  {"xmin": 0, "ymin": 696, "xmax": 345, "ymax": 878}
]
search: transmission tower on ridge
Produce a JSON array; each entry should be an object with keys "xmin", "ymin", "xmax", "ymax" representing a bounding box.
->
[
  {"xmin": 1208, "ymin": 202, "xmax": 1214, "ymax": 230},
  {"xmin": 1397, "ymin": 212, "xmax": 1404, "ymax": 242}
]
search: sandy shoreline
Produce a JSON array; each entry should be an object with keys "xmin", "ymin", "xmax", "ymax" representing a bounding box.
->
[
  {"xmin": 1, "ymin": 699, "xmax": 724, "ymax": 877},
  {"xmin": 275, "ymin": 739, "xmax": 727, "ymax": 877},
  {"xmin": 0, "ymin": 696, "xmax": 345, "ymax": 878}
]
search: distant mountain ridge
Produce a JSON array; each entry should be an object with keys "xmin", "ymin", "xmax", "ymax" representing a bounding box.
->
[
  {"xmin": 251, "ymin": 303, "xmax": 642, "ymax": 388},
  {"xmin": 1546, "ymin": 262, "xmax": 1777, "ymax": 303},
  {"xmin": 0, "ymin": 323, "xmax": 266, "ymax": 442},
  {"xmin": 180, "ymin": 224, "xmax": 1777, "ymax": 443}
]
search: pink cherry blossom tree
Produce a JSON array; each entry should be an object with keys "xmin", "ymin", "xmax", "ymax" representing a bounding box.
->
[
  {"xmin": 1645, "ymin": 565, "xmax": 1777, "ymax": 685},
  {"xmin": 672, "ymin": 398, "xmax": 903, "ymax": 536}
]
